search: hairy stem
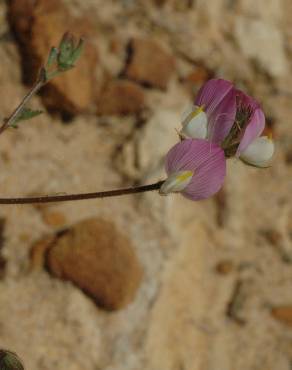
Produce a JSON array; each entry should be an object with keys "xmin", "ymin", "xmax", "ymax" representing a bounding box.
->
[
  {"xmin": 0, "ymin": 68, "xmax": 47, "ymax": 135},
  {"xmin": 0, "ymin": 181, "xmax": 165, "ymax": 204}
]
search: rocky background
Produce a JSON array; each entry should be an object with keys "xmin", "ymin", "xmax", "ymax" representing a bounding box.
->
[{"xmin": 0, "ymin": 0, "xmax": 292, "ymax": 369}]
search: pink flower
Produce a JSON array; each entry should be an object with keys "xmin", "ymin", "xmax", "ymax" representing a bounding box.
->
[
  {"xmin": 181, "ymin": 79, "xmax": 236, "ymax": 144},
  {"xmin": 181, "ymin": 79, "xmax": 275, "ymax": 167},
  {"xmin": 163, "ymin": 79, "xmax": 275, "ymax": 202},
  {"xmin": 233, "ymin": 90, "xmax": 274, "ymax": 167},
  {"xmin": 159, "ymin": 139, "xmax": 226, "ymax": 201}
]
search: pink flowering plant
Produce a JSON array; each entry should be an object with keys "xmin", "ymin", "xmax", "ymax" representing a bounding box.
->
[
  {"xmin": 0, "ymin": 30, "xmax": 277, "ymax": 370},
  {"xmin": 0, "ymin": 34, "xmax": 274, "ymax": 205}
]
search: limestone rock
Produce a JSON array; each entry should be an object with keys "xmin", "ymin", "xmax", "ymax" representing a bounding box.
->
[
  {"xmin": 117, "ymin": 108, "xmax": 181, "ymax": 181},
  {"xmin": 125, "ymin": 38, "xmax": 176, "ymax": 90},
  {"xmin": 236, "ymin": 0, "xmax": 284, "ymax": 24},
  {"xmin": 97, "ymin": 79, "xmax": 145, "ymax": 115},
  {"xmin": 271, "ymin": 306, "xmax": 292, "ymax": 327},
  {"xmin": 46, "ymin": 218, "xmax": 143, "ymax": 310},
  {"xmin": 215, "ymin": 260, "xmax": 234, "ymax": 275},
  {"xmin": 8, "ymin": 0, "xmax": 99, "ymax": 115},
  {"xmin": 0, "ymin": 2, "xmax": 9, "ymax": 39},
  {"xmin": 153, "ymin": 0, "xmax": 168, "ymax": 6},
  {"xmin": 183, "ymin": 66, "xmax": 211, "ymax": 96},
  {"xmin": 0, "ymin": 277, "xmax": 103, "ymax": 370},
  {"xmin": 0, "ymin": 218, "xmax": 6, "ymax": 279},
  {"xmin": 41, "ymin": 210, "xmax": 67, "ymax": 228},
  {"xmin": 137, "ymin": 109, "xmax": 181, "ymax": 177},
  {"xmin": 234, "ymin": 17, "xmax": 288, "ymax": 78},
  {"xmin": 30, "ymin": 235, "xmax": 56, "ymax": 271},
  {"xmin": 2, "ymin": 0, "xmax": 292, "ymax": 369},
  {"xmin": 144, "ymin": 222, "xmax": 213, "ymax": 370}
]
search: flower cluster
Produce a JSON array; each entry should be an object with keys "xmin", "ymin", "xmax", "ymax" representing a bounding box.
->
[{"xmin": 160, "ymin": 79, "xmax": 275, "ymax": 201}]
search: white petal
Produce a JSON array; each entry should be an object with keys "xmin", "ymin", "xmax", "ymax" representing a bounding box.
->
[
  {"xmin": 240, "ymin": 136, "xmax": 275, "ymax": 167},
  {"xmin": 180, "ymin": 105, "xmax": 208, "ymax": 139},
  {"xmin": 159, "ymin": 170, "xmax": 193, "ymax": 195},
  {"xmin": 181, "ymin": 104, "xmax": 196, "ymax": 122}
]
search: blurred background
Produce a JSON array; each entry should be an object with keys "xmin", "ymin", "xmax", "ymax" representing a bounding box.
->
[{"xmin": 0, "ymin": 0, "xmax": 292, "ymax": 369}]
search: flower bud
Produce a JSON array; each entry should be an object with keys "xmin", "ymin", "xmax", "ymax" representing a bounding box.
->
[
  {"xmin": 46, "ymin": 47, "xmax": 59, "ymax": 68},
  {"xmin": 57, "ymin": 32, "xmax": 84, "ymax": 71}
]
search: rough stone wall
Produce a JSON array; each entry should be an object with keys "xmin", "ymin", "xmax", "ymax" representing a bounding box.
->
[{"xmin": 0, "ymin": 1, "xmax": 292, "ymax": 370}]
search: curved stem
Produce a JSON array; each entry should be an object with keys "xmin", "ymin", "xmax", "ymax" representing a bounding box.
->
[{"xmin": 0, "ymin": 181, "xmax": 165, "ymax": 205}]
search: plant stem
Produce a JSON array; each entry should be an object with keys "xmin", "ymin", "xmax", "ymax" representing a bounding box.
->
[
  {"xmin": 0, "ymin": 68, "xmax": 47, "ymax": 135},
  {"xmin": 0, "ymin": 181, "xmax": 165, "ymax": 205}
]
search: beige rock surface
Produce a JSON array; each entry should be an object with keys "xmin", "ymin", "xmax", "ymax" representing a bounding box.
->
[{"xmin": 0, "ymin": 0, "xmax": 292, "ymax": 370}]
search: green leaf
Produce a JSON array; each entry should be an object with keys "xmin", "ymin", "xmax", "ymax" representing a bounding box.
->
[{"xmin": 12, "ymin": 108, "xmax": 43, "ymax": 128}]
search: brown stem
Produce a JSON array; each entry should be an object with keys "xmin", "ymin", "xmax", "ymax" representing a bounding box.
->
[
  {"xmin": 0, "ymin": 181, "xmax": 165, "ymax": 205},
  {"xmin": 0, "ymin": 68, "xmax": 47, "ymax": 135}
]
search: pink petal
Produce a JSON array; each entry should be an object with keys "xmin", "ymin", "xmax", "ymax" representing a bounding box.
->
[
  {"xmin": 236, "ymin": 89, "xmax": 259, "ymax": 111},
  {"xmin": 165, "ymin": 139, "xmax": 226, "ymax": 200},
  {"xmin": 195, "ymin": 79, "xmax": 234, "ymax": 116},
  {"xmin": 165, "ymin": 139, "xmax": 213, "ymax": 173},
  {"xmin": 183, "ymin": 147, "xmax": 226, "ymax": 200},
  {"xmin": 236, "ymin": 108, "xmax": 265, "ymax": 156},
  {"xmin": 207, "ymin": 88, "xmax": 236, "ymax": 144}
]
